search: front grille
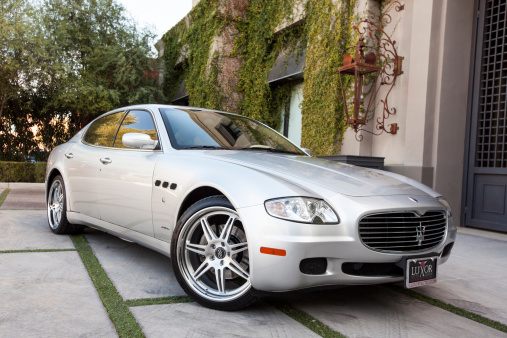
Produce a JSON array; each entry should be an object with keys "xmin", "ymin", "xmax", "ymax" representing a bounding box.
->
[{"xmin": 359, "ymin": 211, "xmax": 447, "ymax": 252}]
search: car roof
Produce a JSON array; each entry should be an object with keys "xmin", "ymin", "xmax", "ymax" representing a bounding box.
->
[{"xmin": 107, "ymin": 104, "xmax": 244, "ymax": 118}]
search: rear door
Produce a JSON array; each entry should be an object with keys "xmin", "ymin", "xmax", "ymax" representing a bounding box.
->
[
  {"xmin": 97, "ymin": 109, "xmax": 161, "ymax": 237},
  {"xmin": 66, "ymin": 111, "xmax": 124, "ymax": 219}
]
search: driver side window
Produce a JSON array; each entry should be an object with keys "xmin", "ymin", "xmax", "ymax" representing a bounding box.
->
[{"xmin": 113, "ymin": 110, "xmax": 158, "ymax": 148}]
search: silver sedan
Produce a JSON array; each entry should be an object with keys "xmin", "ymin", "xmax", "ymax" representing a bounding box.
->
[{"xmin": 45, "ymin": 104, "xmax": 456, "ymax": 310}]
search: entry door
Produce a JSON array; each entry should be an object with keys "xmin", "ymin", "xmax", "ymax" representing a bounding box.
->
[
  {"xmin": 465, "ymin": 0, "xmax": 507, "ymax": 231},
  {"xmin": 97, "ymin": 149, "xmax": 160, "ymax": 236}
]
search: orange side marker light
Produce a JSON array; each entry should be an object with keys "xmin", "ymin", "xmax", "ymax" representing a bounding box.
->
[{"xmin": 260, "ymin": 247, "xmax": 286, "ymax": 256}]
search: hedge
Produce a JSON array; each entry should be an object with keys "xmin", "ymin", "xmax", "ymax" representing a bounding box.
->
[{"xmin": 0, "ymin": 161, "xmax": 46, "ymax": 183}]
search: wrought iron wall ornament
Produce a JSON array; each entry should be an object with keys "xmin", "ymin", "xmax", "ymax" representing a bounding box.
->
[{"xmin": 338, "ymin": 1, "xmax": 405, "ymax": 141}]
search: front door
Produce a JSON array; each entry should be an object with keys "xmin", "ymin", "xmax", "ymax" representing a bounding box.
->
[
  {"xmin": 97, "ymin": 110, "xmax": 161, "ymax": 236},
  {"xmin": 465, "ymin": 0, "xmax": 507, "ymax": 231}
]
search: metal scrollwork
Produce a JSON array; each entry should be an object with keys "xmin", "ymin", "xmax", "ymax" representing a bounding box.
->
[{"xmin": 345, "ymin": 1, "xmax": 404, "ymax": 140}]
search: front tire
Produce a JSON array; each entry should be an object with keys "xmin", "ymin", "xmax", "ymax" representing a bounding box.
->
[
  {"xmin": 171, "ymin": 196, "xmax": 256, "ymax": 310},
  {"xmin": 47, "ymin": 175, "xmax": 83, "ymax": 234}
]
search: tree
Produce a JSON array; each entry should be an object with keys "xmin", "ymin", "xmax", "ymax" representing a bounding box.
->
[{"xmin": 0, "ymin": 0, "xmax": 163, "ymax": 161}]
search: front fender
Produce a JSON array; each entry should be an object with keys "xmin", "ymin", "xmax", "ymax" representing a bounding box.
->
[{"xmin": 151, "ymin": 153, "xmax": 334, "ymax": 245}]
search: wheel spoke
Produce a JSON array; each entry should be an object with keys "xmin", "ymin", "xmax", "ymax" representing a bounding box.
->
[
  {"xmin": 230, "ymin": 242, "xmax": 248, "ymax": 255},
  {"xmin": 220, "ymin": 216, "xmax": 236, "ymax": 241},
  {"xmin": 58, "ymin": 194, "xmax": 64, "ymax": 203},
  {"xmin": 50, "ymin": 188, "xmax": 56, "ymax": 205},
  {"xmin": 228, "ymin": 259, "xmax": 249, "ymax": 280},
  {"xmin": 186, "ymin": 242, "xmax": 207, "ymax": 254},
  {"xmin": 201, "ymin": 217, "xmax": 217, "ymax": 242},
  {"xmin": 193, "ymin": 261, "xmax": 211, "ymax": 280},
  {"xmin": 215, "ymin": 268, "xmax": 225, "ymax": 293}
]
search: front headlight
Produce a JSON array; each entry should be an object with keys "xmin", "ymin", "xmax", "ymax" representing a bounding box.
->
[
  {"xmin": 437, "ymin": 197, "xmax": 453, "ymax": 218},
  {"xmin": 264, "ymin": 197, "xmax": 339, "ymax": 224}
]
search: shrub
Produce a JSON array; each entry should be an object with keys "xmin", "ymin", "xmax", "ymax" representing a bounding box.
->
[{"xmin": 0, "ymin": 161, "xmax": 47, "ymax": 183}]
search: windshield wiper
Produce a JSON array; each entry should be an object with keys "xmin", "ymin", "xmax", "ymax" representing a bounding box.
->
[
  {"xmin": 180, "ymin": 146, "xmax": 225, "ymax": 150},
  {"xmin": 237, "ymin": 147, "xmax": 299, "ymax": 155}
]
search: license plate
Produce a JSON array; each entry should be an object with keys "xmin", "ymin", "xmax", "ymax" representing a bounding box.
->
[{"xmin": 405, "ymin": 256, "xmax": 438, "ymax": 288}]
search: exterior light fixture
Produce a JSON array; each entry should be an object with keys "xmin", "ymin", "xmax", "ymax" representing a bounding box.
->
[
  {"xmin": 338, "ymin": 1, "xmax": 405, "ymax": 141},
  {"xmin": 338, "ymin": 37, "xmax": 381, "ymax": 133}
]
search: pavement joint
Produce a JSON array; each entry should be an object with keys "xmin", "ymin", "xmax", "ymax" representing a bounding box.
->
[
  {"xmin": 73, "ymin": 232, "xmax": 333, "ymax": 337},
  {"xmin": 388, "ymin": 285, "xmax": 507, "ymax": 334},
  {"xmin": 70, "ymin": 234, "xmax": 145, "ymax": 337},
  {"xmin": 268, "ymin": 298, "xmax": 346, "ymax": 338},
  {"xmin": 0, "ymin": 249, "xmax": 76, "ymax": 254},
  {"xmin": 0, "ymin": 188, "xmax": 10, "ymax": 207},
  {"xmin": 125, "ymin": 296, "xmax": 193, "ymax": 307}
]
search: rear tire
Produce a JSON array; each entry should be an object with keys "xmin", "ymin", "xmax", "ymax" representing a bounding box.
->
[
  {"xmin": 171, "ymin": 195, "xmax": 257, "ymax": 311},
  {"xmin": 47, "ymin": 175, "xmax": 83, "ymax": 234}
]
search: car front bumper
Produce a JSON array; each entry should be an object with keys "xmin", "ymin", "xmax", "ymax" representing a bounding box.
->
[{"xmin": 238, "ymin": 194, "xmax": 457, "ymax": 292}]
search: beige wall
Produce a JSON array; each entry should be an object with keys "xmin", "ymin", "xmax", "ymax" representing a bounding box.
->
[{"xmin": 339, "ymin": 0, "xmax": 475, "ymax": 225}]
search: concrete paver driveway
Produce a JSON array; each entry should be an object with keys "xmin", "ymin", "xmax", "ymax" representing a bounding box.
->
[{"xmin": 0, "ymin": 185, "xmax": 506, "ymax": 337}]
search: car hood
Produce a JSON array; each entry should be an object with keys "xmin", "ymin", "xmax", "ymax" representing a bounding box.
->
[{"xmin": 202, "ymin": 151, "xmax": 429, "ymax": 197}]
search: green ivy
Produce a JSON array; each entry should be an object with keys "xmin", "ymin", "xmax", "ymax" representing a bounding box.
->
[
  {"xmin": 162, "ymin": 0, "xmax": 224, "ymax": 109},
  {"xmin": 301, "ymin": 0, "xmax": 357, "ymax": 155},
  {"xmin": 161, "ymin": 0, "xmax": 359, "ymax": 155},
  {"xmin": 234, "ymin": 0, "xmax": 306, "ymax": 130}
]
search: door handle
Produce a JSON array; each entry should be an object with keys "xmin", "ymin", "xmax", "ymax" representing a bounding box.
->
[
  {"xmin": 100, "ymin": 158, "xmax": 112, "ymax": 164},
  {"xmin": 65, "ymin": 153, "xmax": 74, "ymax": 159}
]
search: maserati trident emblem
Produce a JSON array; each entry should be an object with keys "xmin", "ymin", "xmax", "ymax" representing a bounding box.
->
[
  {"xmin": 215, "ymin": 247, "xmax": 226, "ymax": 259},
  {"xmin": 409, "ymin": 197, "xmax": 418, "ymax": 203},
  {"xmin": 416, "ymin": 223, "xmax": 426, "ymax": 246}
]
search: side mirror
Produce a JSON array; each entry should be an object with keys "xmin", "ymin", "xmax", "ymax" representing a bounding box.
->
[
  {"xmin": 302, "ymin": 148, "xmax": 313, "ymax": 156},
  {"xmin": 122, "ymin": 133, "xmax": 158, "ymax": 150}
]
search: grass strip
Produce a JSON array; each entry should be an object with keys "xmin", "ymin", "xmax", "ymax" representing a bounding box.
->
[
  {"xmin": 71, "ymin": 235, "xmax": 145, "ymax": 338},
  {"xmin": 0, "ymin": 249, "xmax": 76, "ymax": 254},
  {"xmin": 0, "ymin": 188, "xmax": 10, "ymax": 207},
  {"xmin": 125, "ymin": 296, "xmax": 193, "ymax": 307},
  {"xmin": 267, "ymin": 298, "xmax": 346, "ymax": 338},
  {"xmin": 389, "ymin": 285, "xmax": 507, "ymax": 333}
]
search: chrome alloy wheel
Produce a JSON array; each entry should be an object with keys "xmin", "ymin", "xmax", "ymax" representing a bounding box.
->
[
  {"xmin": 47, "ymin": 179, "xmax": 64, "ymax": 229},
  {"xmin": 176, "ymin": 207, "xmax": 250, "ymax": 302}
]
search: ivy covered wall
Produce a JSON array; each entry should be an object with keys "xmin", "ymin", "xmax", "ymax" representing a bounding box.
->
[{"xmin": 160, "ymin": 0, "xmax": 359, "ymax": 155}]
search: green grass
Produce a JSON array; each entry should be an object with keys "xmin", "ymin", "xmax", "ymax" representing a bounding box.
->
[
  {"xmin": 71, "ymin": 235, "xmax": 145, "ymax": 338},
  {"xmin": 268, "ymin": 298, "xmax": 346, "ymax": 338},
  {"xmin": 0, "ymin": 249, "xmax": 76, "ymax": 254},
  {"xmin": 0, "ymin": 188, "xmax": 10, "ymax": 207},
  {"xmin": 125, "ymin": 296, "xmax": 193, "ymax": 307},
  {"xmin": 390, "ymin": 285, "xmax": 507, "ymax": 333}
]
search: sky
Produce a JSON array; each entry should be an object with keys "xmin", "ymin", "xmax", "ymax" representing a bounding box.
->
[{"xmin": 116, "ymin": 0, "xmax": 192, "ymax": 48}]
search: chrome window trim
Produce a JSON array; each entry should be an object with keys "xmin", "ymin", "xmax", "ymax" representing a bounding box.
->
[
  {"xmin": 357, "ymin": 209, "xmax": 448, "ymax": 254},
  {"xmin": 81, "ymin": 108, "xmax": 164, "ymax": 152}
]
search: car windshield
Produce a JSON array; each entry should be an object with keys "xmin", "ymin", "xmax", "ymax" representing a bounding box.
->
[{"xmin": 159, "ymin": 108, "xmax": 306, "ymax": 155}]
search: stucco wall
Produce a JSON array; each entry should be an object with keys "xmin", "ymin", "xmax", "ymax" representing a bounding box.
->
[{"xmin": 340, "ymin": 0, "xmax": 475, "ymax": 225}]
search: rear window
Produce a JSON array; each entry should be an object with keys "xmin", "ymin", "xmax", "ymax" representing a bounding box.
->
[{"xmin": 83, "ymin": 112, "xmax": 124, "ymax": 147}]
